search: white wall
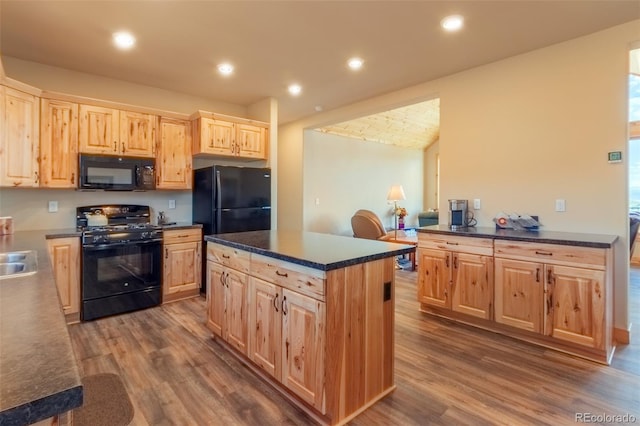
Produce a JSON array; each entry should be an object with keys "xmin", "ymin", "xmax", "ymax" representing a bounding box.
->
[
  {"xmin": 0, "ymin": 188, "xmax": 191, "ymax": 230},
  {"xmin": 424, "ymin": 140, "xmax": 440, "ymax": 211},
  {"xmin": 303, "ymin": 130, "xmax": 423, "ymax": 236},
  {"xmin": 2, "ymin": 57, "xmax": 246, "ymax": 117},
  {"xmin": 278, "ymin": 20, "xmax": 640, "ymax": 331}
]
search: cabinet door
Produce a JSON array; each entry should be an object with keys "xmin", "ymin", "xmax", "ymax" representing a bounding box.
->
[
  {"xmin": 417, "ymin": 248, "xmax": 451, "ymax": 309},
  {"xmin": 207, "ymin": 262, "xmax": 226, "ymax": 337},
  {"xmin": 120, "ymin": 110, "xmax": 157, "ymax": 157},
  {"xmin": 451, "ymin": 253, "xmax": 493, "ymax": 319},
  {"xmin": 281, "ymin": 289, "xmax": 325, "ymax": 409},
  {"xmin": 46, "ymin": 237, "xmax": 80, "ymax": 317},
  {"xmin": 248, "ymin": 277, "xmax": 281, "ymax": 379},
  {"xmin": 78, "ymin": 104, "xmax": 119, "ymax": 154},
  {"xmin": 494, "ymin": 258, "xmax": 544, "ymax": 333},
  {"xmin": 236, "ymin": 123, "xmax": 267, "ymax": 159},
  {"xmin": 544, "ymin": 265, "xmax": 606, "ymax": 349},
  {"xmin": 40, "ymin": 99, "xmax": 78, "ymax": 188},
  {"xmin": 156, "ymin": 117, "xmax": 192, "ymax": 189},
  {"xmin": 198, "ymin": 118, "xmax": 234, "ymax": 155},
  {"xmin": 163, "ymin": 241, "xmax": 201, "ymax": 298},
  {"xmin": 225, "ymin": 268, "xmax": 249, "ymax": 355},
  {"xmin": 0, "ymin": 86, "xmax": 40, "ymax": 187}
]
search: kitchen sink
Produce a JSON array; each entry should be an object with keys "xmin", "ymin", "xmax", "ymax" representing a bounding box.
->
[{"xmin": 0, "ymin": 250, "xmax": 38, "ymax": 279}]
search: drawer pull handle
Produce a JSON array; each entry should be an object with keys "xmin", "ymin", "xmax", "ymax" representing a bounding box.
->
[
  {"xmin": 446, "ymin": 242, "xmax": 459, "ymax": 245},
  {"xmin": 535, "ymin": 251, "xmax": 553, "ymax": 256},
  {"xmin": 222, "ymin": 254, "xmax": 231, "ymax": 259},
  {"xmin": 276, "ymin": 270, "xmax": 288, "ymax": 277}
]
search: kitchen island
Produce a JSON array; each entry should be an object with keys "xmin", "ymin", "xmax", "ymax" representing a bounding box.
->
[
  {"xmin": 0, "ymin": 231, "xmax": 83, "ymax": 425},
  {"xmin": 204, "ymin": 230, "xmax": 415, "ymax": 426}
]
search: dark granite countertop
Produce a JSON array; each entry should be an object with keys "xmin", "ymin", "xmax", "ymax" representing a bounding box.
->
[
  {"xmin": 417, "ymin": 225, "xmax": 618, "ymax": 248},
  {"xmin": 0, "ymin": 231, "xmax": 83, "ymax": 425},
  {"xmin": 44, "ymin": 229, "xmax": 81, "ymax": 239},
  {"xmin": 205, "ymin": 230, "xmax": 415, "ymax": 271}
]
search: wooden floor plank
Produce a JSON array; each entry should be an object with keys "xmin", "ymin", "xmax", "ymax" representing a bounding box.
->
[{"xmin": 68, "ymin": 268, "xmax": 640, "ymax": 425}]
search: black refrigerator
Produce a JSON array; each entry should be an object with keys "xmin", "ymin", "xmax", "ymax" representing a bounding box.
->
[
  {"xmin": 193, "ymin": 166, "xmax": 271, "ymax": 291},
  {"xmin": 193, "ymin": 165, "xmax": 271, "ymax": 236}
]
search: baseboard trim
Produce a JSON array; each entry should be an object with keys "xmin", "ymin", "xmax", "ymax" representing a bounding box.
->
[{"xmin": 614, "ymin": 324, "xmax": 632, "ymax": 345}]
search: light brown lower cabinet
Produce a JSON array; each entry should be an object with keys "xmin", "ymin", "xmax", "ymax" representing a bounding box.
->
[
  {"xmin": 418, "ymin": 233, "xmax": 614, "ymax": 364},
  {"xmin": 248, "ymin": 277, "xmax": 325, "ymax": 408},
  {"xmin": 46, "ymin": 237, "xmax": 80, "ymax": 324},
  {"xmin": 417, "ymin": 234, "xmax": 494, "ymax": 320},
  {"xmin": 207, "ymin": 261, "xmax": 249, "ymax": 354},
  {"xmin": 162, "ymin": 228, "xmax": 202, "ymax": 303},
  {"xmin": 206, "ymin": 241, "xmax": 395, "ymax": 425}
]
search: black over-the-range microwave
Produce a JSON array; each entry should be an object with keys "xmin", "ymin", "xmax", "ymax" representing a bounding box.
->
[{"xmin": 79, "ymin": 154, "xmax": 156, "ymax": 191}]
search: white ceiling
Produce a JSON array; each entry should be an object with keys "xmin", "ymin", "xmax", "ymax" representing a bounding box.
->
[{"xmin": 1, "ymin": 0, "xmax": 639, "ymax": 129}]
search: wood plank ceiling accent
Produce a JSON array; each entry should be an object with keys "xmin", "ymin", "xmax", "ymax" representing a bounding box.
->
[{"xmin": 314, "ymin": 98, "xmax": 440, "ymax": 151}]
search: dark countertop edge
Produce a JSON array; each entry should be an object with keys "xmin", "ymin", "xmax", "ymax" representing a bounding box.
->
[
  {"xmin": 417, "ymin": 226, "xmax": 618, "ymax": 249},
  {"xmin": 205, "ymin": 235, "xmax": 415, "ymax": 271},
  {"xmin": 160, "ymin": 223, "xmax": 203, "ymax": 230},
  {"xmin": 0, "ymin": 386, "xmax": 82, "ymax": 426},
  {"xmin": 44, "ymin": 229, "xmax": 81, "ymax": 239}
]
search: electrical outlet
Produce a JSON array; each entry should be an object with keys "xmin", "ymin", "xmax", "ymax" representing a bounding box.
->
[
  {"xmin": 48, "ymin": 201, "xmax": 58, "ymax": 213},
  {"xmin": 169, "ymin": 200, "xmax": 176, "ymax": 209},
  {"xmin": 473, "ymin": 199, "xmax": 481, "ymax": 210},
  {"xmin": 555, "ymin": 199, "xmax": 566, "ymax": 212}
]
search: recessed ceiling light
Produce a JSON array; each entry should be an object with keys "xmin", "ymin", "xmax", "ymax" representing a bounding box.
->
[
  {"xmin": 441, "ymin": 15, "xmax": 464, "ymax": 32},
  {"xmin": 288, "ymin": 84, "xmax": 302, "ymax": 96},
  {"xmin": 113, "ymin": 31, "xmax": 136, "ymax": 50},
  {"xmin": 315, "ymin": 105, "xmax": 324, "ymax": 112},
  {"xmin": 217, "ymin": 63, "xmax": 234, "ymax": 76},
  {"xmin": 348, "ymin": 57, "xmax": 364, "ymax": 70}
]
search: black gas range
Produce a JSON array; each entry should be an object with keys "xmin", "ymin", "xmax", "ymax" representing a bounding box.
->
[{"xmin": 77, "ymin": 205, "xmax": 163, "ymax": 321}]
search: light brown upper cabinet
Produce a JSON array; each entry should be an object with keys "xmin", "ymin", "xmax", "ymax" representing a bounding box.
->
[
  {"xmin": 0, "ymin": 84, "xmax": 40, "ymax": 187},
  {"xmin": 192, "ymin": 112, "xmax": 268, "ymax": 160},
  {"xmin": 40, "ymin": 99, "xmax": 78, "ymax": 188},
  {"xmin": 156, "ymin": 117, "xmax": 193, "ymax": 190},
  {"xmin": 79, "ymin": 104, "xmax": 157, "ymax": 157}
]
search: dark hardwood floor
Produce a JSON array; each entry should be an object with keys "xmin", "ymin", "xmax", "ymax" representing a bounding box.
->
[{"xmin": 68, "ymin": 269, "xmax": 640, "ymax": 425}]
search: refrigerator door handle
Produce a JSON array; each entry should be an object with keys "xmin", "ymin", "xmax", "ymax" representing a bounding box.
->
[
  {"xmin": 215, "ymin": 169, "xmax": 222, "ymax": 234},
  {"xmin": 261, "ymin": 206, "xmax": 271, "ymax": 210}
]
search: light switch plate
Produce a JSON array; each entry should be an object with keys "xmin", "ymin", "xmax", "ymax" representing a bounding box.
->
[
  {"xmin": 555, "ymin": 199, "xmax": 566, "ymax": 212},
  {"xmin": 473, "ymin": 199, "xmax": 481, "ymax": 210},
  {"xmin": 48, "ymin": 201, "xmax": 58, "ymax": 213},
  {"xmin": 168, "ymin": 200, "xmax": 176, "ymax": 209}
]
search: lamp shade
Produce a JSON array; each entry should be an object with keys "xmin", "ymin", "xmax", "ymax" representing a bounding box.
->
[{"xmin": 387, "ymin": 185, "xmax": 406, "ymax": 202}]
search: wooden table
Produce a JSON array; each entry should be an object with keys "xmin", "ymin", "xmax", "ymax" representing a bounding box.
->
[{"xmin": 387, "ymin": 230, "xmax": 418, "ymax": 270}]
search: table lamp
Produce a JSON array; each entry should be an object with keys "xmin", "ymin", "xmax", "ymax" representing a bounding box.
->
[{"xmin": 387, "ymin": 185, "xmax": 406, "ymax": 239}]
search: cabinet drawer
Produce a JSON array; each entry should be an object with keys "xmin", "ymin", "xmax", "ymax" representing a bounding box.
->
[
  {"xmin": 251, "ymin": 254, "xmax": 326, "ymax": 301},
  {"xmin": 207, "ymin": 242, "xmax": 250, "ymax": 273},
  {"xmin": 494, "ymin": 240, "xmax": 605, "ymax": 269},
  {"xmin": 418, "ymin": 233, "xmax": 493, "ymax": 256},
  {"xmin": 163, "ymin": 228, "xmax": 202, "ymax": 244}
]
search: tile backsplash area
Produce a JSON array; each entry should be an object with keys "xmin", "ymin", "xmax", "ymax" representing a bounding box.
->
[{"xmin": 0, "ymin": 188, "xmax": 192, "ymax": 231}]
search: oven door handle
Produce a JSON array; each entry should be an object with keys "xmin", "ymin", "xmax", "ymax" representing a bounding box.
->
[{"xmin": 82, "ymin": 239, "xmax": 163, "ymax": 250}]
